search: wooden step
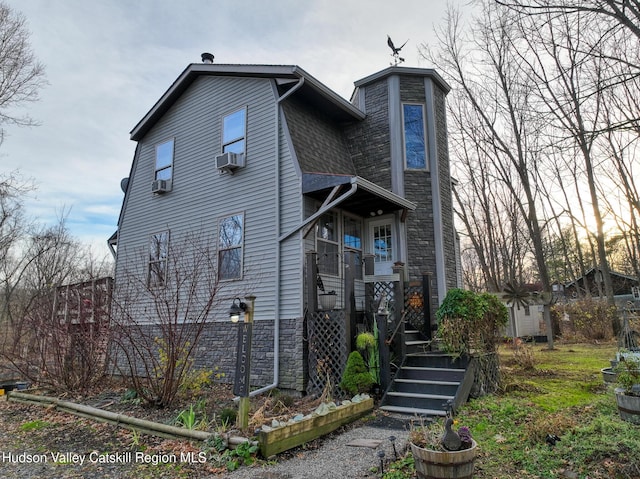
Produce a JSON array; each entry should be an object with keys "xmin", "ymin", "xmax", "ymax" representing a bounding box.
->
[
  {"xmin": 386, "ymin": 391, "xmax": 455, "ymax": 401},
  {"xmin": 394, "ymin": 378, "xmax": 460, "ymax": 387},
  {"xmin": 379, "ymin": 405, "xmax": 447, "ymax": 416}
]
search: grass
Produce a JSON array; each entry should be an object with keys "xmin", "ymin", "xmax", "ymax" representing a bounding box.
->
[
  {"xmin": 19, "ymin": 419, "xmax": 52, "ymax": 432},
  {"xmin": 384, "ymin": 341, "xmax": 640, "ymax": 479}
]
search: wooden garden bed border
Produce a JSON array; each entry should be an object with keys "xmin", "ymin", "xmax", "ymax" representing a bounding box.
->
[{"xmin": 258, "ymin": 397, "xmax": 374, "ymax": 457}]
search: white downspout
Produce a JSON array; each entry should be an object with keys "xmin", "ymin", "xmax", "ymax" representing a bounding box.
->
[{"xmin": 247, "ymin": 77, "xmax": 305, "ymax": 398}]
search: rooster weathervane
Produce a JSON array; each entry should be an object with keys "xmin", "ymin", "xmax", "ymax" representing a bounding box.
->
[{"xmin": 387, "ymin": 35, "xmax": 408, "ymax": 65}]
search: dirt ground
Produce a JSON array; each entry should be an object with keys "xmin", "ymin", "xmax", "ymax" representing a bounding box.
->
[{"xmin": 0, "ymin": 380, "xmax": 370, "ymax": 478}]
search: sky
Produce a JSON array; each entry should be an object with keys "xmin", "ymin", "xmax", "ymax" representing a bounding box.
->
[{"xmin": 1, "ymin": 0, "xmax": 464, "ymax": 258}]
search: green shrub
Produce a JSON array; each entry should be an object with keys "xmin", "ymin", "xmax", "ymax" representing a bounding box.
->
[{"xmin": 339, "ymin": 351, "xmax": 374, "ymax": 395}]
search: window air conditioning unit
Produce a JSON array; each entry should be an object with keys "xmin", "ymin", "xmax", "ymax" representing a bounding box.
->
[
  {"xmin": 151, "ymin": 179, "xmax": 171, "ymax": 193},
  {"xmin": 215, "ymin": 152, "xmax": 245, "ymax": 174}
]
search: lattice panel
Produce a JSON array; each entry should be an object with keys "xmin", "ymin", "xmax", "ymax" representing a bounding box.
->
[
  {"xmin": 404, "ymin": 283, "xmax": 428, "ymax": 336},
  {"xmin": 306, "ymin": 310, "xmax": 348, "ymax": 398},
  {"xmin": 372, "ymin": 281, "xmax": 396, "ymax": 317}
]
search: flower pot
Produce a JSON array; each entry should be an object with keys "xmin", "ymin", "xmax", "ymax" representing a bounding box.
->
[
  {"xmin": 411, "ymin": 439, "xmax": 477, "ymax": 479},
  {"xmin": 319, "ymin": 293, "xmax": 337, "ymax": 310},
  {"xmin": 601, "ymin": 367, "xmax": 617, "ymax": 384},
  {"xmin": 615, "ymin": 388, "xmax": 640, "ymax": 425}
]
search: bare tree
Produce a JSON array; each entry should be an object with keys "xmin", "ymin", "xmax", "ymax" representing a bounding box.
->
[
  {"xmin": 509, "ymin": 6, "xmax": 620, "ymax": 305},
  {"xmin": 110, "ymin": 231, "xmax": 229, "ymax": 407},
  {"xmin": 0, "ymin": 216, "xmax": 112, "ymax": 391},
  {"xmin": 449, "ymin": 93, "xmax": 533, "ymax": 291},
  {"xmin": 0, "ymin": 1, "xmax": 46, "ymax": 142},
  {"xmin": 497, "ymin": 0, "xmax": 640, "ymax": 45},
  {"xmin": 424, "ymin": 3, "xmax": 557, "ymax": 346}
]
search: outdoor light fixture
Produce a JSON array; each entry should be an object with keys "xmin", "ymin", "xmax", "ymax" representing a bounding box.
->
[
  {"xmin": 229, "ymin": 298, "xmax": 247, "ymax": 323},
  {"xmin": 377, "ymin": 450, "xmax": 385, "ymax": 474},
  {"xmin": 389, "ymin": 435, "xmax": 398, "ymax": 461}
]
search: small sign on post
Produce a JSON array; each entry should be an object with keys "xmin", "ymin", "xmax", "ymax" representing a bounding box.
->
[{"xmin": 233, "ymin": 321, "xmax": 253, "ymax": 397}]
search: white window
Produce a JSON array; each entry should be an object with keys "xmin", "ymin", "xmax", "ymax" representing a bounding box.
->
[
  {"xmin": 155, "ymin": 139, "xmax": 174, "ymax": 181},
  {"xmin": 148, "ymin": 231, "xmax": 169, "ymax": 287},
  {"xmin": 218, "ymin": 213, "xmax": 244, "ymax": 280},
  {"xmin": 402, "ymin": 103, "xmax": 427, "ymax": 170},
  {"xmin": 222, "ymin": 108, "xmax": 246, "ymax": 154}
]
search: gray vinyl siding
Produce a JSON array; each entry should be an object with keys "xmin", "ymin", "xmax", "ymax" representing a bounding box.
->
[
  {"xmin": 278, "ymin": 107, "xmax": 305, "ymax": 318},
  {"xmin": 116, "ymin": 76, "xmax": 280, "ymax": 322}
]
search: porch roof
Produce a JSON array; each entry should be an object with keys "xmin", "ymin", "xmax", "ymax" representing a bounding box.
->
[{"xmin": 302, "ymin": 173, "xmax": 416, "ymax": 217}]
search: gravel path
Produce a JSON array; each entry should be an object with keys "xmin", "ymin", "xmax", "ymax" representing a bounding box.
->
[{"xmin": 226, "ymin": 414, "xmax": 411, "ymax": 479}]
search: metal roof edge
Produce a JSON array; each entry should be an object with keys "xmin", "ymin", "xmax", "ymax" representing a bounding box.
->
[
  {"xmin": 352, "ymin": 176, "xmax": 417, "ymax": 210},
  {"xmin": 131, "ymin": 63, "xmax": 365, "ymax": 141},
  {"xmin": 292, "ymin": 66, "xmax": 365, "ymax": 120},
  {"xmin": 353, "ymin": 66, "xmax": 451, "ymax": 94}
]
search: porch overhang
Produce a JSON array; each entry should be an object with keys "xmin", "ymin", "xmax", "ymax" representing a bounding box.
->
[{"xmin": 302, "ymin": 173, "xmax": 416, "ymax": 218}]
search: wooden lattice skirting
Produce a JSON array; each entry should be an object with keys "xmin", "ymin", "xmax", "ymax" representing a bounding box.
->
[{"xmin": 306, "ymin": 310, "xmax": 348, "ymax": 398}]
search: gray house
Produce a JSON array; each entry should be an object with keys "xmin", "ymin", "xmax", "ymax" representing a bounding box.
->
[{"xmin": 110, "ymin": 56, "xmax": 460, "ymax": 401}]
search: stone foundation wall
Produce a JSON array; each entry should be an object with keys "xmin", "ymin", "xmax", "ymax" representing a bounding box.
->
[{"xmin": 108, "ymin": 316, "xmax": 307, "ymax": 395}]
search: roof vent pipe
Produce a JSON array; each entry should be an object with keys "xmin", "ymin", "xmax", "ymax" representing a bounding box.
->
[{"xmin": 201, "ymin": 52, "xmax": 214, "ymax": 64}]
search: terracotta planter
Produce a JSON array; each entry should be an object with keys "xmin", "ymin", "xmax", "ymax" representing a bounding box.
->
[
  {"xmin": 615, "ymin": 388, "xmax": 640, "ymax": 425},
  {"xmin": 411, "ymin": 440, "xmax": 477, "ymax": 479}
]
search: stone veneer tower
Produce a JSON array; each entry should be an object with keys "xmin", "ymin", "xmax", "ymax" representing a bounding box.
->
[{"xmin": 345, "ymin": 67, "xmax": 460, "ymax": 315}]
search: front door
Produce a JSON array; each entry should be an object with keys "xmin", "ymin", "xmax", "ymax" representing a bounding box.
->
[{"xmin": 369, "ymin": 219, "xmax": 394, "ymax": 275}]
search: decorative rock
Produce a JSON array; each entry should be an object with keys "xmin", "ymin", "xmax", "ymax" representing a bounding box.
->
[
  {"xmin": 314, "ymin": 403, "xmax": 330, "ymax": 416},
  {"xmin": 351, "ymin": 393, "xmax": 371, "ymax": 403},
  {"xmin": 293, "ymin": 414, "xmax": 304, "ymax": 422}
]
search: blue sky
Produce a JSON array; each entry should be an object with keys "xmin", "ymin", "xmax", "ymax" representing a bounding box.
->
[{"xmin": 2, "ymin": 0, "xmax": 459, "ymax": 258}]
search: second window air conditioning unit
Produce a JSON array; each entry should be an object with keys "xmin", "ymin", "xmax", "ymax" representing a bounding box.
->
[
  {"xmin": 215, "ymin": 152, "xmax": 245, "ymax": 174},
  {"xmin": 151, "ymin": 179, "xmax": 171, "ymax": 193}
]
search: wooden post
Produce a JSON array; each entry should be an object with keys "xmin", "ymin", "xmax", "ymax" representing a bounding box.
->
[
  {"xmin": 236, "ymin": 295, "xmax": 255, "ymax": 430},
  {"xmin": 344, "ymin": 251, "xmax": 357, "ymax": 351},
  {"xmin": 363, "ymin": 254, "xmax": 375, "ymax": 315},
  {"xmin": 422, "ymin": 274, "xmax": 432, "ymax": 340},
  {"xmin": 392, "ymin": 263, "xmax": 406, "ymax": 361},
  {"xmin": 306, "ymin": 251, "xmax": 319, "ymax": 312},
  {"xmin": 376, "ymin": 312, "xmax": 390, "ymax": 391}
]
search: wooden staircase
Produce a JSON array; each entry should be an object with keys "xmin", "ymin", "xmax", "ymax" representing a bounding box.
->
[{"xmin": 379, "ymin": 328, "xmax": 475, "ymax": 416}]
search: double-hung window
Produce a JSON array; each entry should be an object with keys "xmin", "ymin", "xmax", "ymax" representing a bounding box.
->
[
  {"xmin": 218, "ymin": 213, "xmax": 244, "ymax": 280},
  {"xmin": 222, "ymin": 108, "xmax": 246, "ymax": 154},
  {"xmin": 148, "ymin": 231, "xmax": 169, "ymax": 287},
  {"xmin": 155, "ymin": 139, "xmax": 174, "ymax": 181},
  {"xmin": 402, "ymin": 104, "xmax": 427, "ymax": 170}
]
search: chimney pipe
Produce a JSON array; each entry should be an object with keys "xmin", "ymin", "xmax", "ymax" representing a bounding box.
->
[{"xmin": 201, "ymin": 52, "xmax": 214, "ymax": 64}]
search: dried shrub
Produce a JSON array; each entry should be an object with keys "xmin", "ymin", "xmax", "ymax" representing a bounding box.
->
[
  {"xmin": 524, "ymin": 411, "xmax": 577, "ymax": 444},
  {"xmin": 555, "ymin": 298, "xmax": 617, "ymax": 341},
  {"xmin": 513, "ymin": 343, "xmax": 537, "ymax": 370}
]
